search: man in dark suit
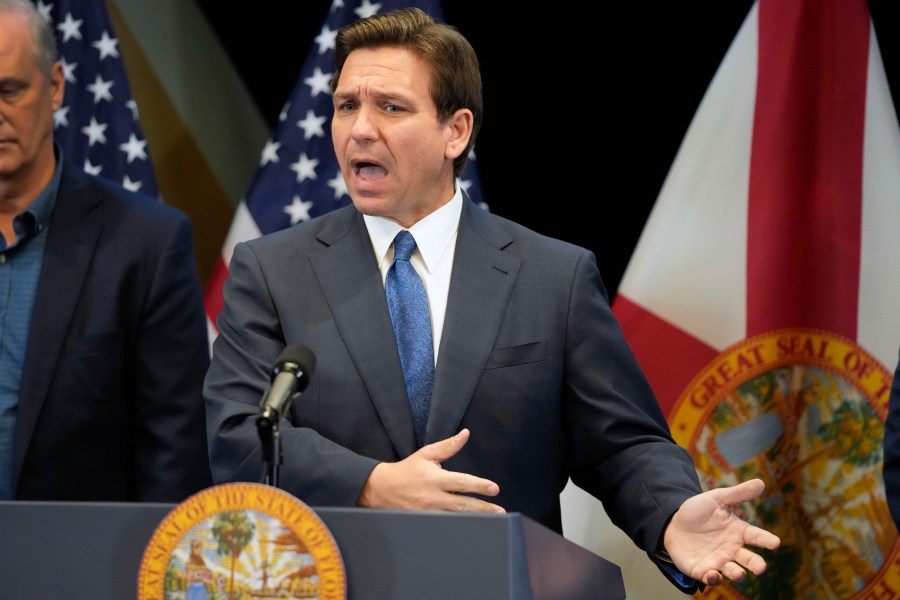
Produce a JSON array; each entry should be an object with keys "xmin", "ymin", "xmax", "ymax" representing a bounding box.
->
[
  {"xmin": 0, "ymin": 0, "xmax": 211, "ymax": 502},
  {"xmin": 205, "ymin": 7, "xmax": 780, "ymax": 592},
  {"xmin": 882, "ymin": 349, "xmax": 900, "ymax": 531}
]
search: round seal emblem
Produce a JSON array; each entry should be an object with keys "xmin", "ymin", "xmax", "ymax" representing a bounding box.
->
[
  {"xmin": 137, "ymin": 482, "xmax": 346, "ymax": 599},
  {"xmin": 670, "ymin": 328, "xmax": 898, "ymax": 599}
]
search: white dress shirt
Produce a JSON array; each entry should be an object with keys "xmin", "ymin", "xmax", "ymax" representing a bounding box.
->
[{"xmin": 363, "ymin": 185, "xmax": 463, "ymax": 364}]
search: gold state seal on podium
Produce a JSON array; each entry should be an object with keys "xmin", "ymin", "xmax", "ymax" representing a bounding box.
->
[{"xmin": 137, "ymin": 482, "xmax": 346, "ymax": 599}]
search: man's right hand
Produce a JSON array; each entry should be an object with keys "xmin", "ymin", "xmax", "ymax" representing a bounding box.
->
[{"xmin": 357, "ymin": 428, "xmax": 506, "ymax": 513}]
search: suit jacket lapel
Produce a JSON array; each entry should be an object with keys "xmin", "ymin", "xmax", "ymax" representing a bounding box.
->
[
  {"xmin": 302, "ymin": 201, "xmax": 521, "ymax": 454},
  {"xmin": 13, "ymin": 166, "xmax": 103, "ymax": 486},
  {"xmin": 427, "ymin": 201, "xmax": 521, "ymax": 443},
  {"xmin": 309, "ymin": 210, "xmax": 418, "ymax": 456}
]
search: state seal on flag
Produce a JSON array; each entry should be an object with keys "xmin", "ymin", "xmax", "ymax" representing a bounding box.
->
[
  {"xmin": 136, "ymin": 482, "xmax": 346, "ymax": 599},
  {"xmin": 669, "ymin": 328, "xmax": 898, "ymax": 599}
]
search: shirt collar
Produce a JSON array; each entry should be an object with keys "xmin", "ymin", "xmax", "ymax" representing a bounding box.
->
[
  {"xmin": 14, "ymin": 144, "xmax": 63, "ymax": 238},
  {"xmin": 364, "ymin": 182, "xmax": 463, "ymax": 273}
]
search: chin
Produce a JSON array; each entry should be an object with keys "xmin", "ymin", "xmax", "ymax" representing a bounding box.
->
[{"xmin": 351, "ymin": 192, "xmax": 390, "ymax": 212}]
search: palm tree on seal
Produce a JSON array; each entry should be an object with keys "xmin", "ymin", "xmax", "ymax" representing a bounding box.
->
[{"xmin": 211, "ymin": 511, "xmax": 256, "ymax": 600}]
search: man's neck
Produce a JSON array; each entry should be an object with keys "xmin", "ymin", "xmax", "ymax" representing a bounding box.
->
[{"xmin": 0, "ymin": 154, "xmax": 57, "ymax": 245}]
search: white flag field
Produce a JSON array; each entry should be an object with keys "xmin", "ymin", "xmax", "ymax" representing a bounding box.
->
[{"xmin": 563, "ymin": 0, "xmax": 900, "ymax": 598}]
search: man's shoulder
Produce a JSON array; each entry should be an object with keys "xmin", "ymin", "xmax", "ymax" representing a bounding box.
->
[
  {"xmin": 59, "ymin": 164, "xmax": 189, "ymax": 225},
  {"xmin": 465, "ymin": 201, "xmax": 590, "ymax": 259}
]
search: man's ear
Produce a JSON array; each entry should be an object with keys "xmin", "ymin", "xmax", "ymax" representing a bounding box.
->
[
  {"xmin": 445, "ymin": 108, "xmax": 474, "ymax": 160},
  {"xmin": 49, "ymin": 62, "xmax": 65, "ymax": 111}
]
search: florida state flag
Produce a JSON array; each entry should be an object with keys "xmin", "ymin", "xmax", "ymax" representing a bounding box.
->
[{"xmin": 613, "ymin": 0, "xmax": 900, "ymax": 597}]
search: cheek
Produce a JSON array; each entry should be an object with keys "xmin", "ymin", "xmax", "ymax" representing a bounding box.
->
[
  {"xmin": 331, "ymin": 119, "xmax": 349, "ymax": 143},
  {"xmin": 20, "ymin": 104, "xmax": 49, "ymax": 137},
  {"xmin": 398, "ymin": 129, "xmax": 444, "ymax": 163},
  {"xmin": 330, "ymin": 127, "xmax": 349, "ymax": 158},
  {"xmin": 330, "ymin": 126, "xmax": 342, "ymax": 147}
]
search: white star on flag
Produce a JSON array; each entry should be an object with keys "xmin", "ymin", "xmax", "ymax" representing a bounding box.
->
[
  {"xmin": 83, "ymin": 159, "xmax": 102, "ymax": 176},
  {"xmin": 91, "ymin": 30, "xmax": 119, "ymax": 60},
  {"xmin": 304, "ymin": 68, "xmax": 332, "ymax": 97},
  {"xmin": 284, "ymin": 196, "xmax": 314, "ymax": 225},
  {"xmin": 259, "ymin": 140, "xmax": 281, "ymax": 166},
  {"xmin": 296, "ymin": 110, "xmax": 327, "ymax": 140},
  {"xmin": 86, "ymin": 74, "xmax": 113, "ymax": 103},
  {"xmin": 35, "ymin": 0, "xmax": 53, "ymax": 20},
  {"xmin": 60, "ymin": 58, "xmax": 77, "ymax": 82},
  {"xmin": 56, "ymin": 12, "xmax": 82, "ymax": 42},
  {"xmin": 119, "ymin": 133, "xmax": 148, "ymax": 163},
  {"xmin": 80, "ymin": 117, "xmax": 107, "ymax": 146},
  {"xmin": 53, "ymin": 106, "xmax": 70, "ymax": 128},
  {"xmin": 289, "ymin": 154, "xmax": 319, "ymax": 183}
]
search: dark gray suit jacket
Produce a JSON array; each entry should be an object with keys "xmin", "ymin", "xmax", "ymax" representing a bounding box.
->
[
  {"xmin": 12, "ymin": 163, "xmax": 212, "ymax": 502},
  {"xmin": 206, "ymin": 197, "xmax": 702, "ymax": 586}
]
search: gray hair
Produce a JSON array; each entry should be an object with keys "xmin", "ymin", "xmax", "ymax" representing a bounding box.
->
[{"xmin": 0, "ymin": 0, "xmax": 58, "ymax": 77}]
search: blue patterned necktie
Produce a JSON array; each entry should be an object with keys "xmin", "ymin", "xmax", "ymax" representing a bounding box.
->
[{"xmin": 385, "ymin": 230, "xmax": 434, "ymax": 447}]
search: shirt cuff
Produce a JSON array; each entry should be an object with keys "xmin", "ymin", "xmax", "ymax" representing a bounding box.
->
[
  {"xmin": 656, "ymin": 531, "xmax": 698, "ymax": 590},
  {"xmin": 658, "ymin": 560, "xmax": 697, "ymax": 589}
]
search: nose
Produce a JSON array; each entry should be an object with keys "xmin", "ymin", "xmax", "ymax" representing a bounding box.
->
[{"xmin": 349, "ymin": 106, "xmax": 378, "ymax": 142}]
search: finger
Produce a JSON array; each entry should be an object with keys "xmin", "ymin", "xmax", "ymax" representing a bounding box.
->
[
  {"xmin": 743, "ymin": 524, "xmax": 782, "ymax": 552},
  {"xmin": 721, "ymin": 561, "xmax": 747, "ymax": 582},
  {"xmin": 733, "ymin": 547, "xmax": 771, "ymax": 576},
  {"xmin": 703, "ymin": 568, "xmax": 724, "ymax": 586},
  {"xmin": 419, "ymin": 428, "xmax": 470, "ymax": 463},
  {"xmin": 714, "ymin": 478, "xmax": 766, "ymax": 506},
  {"xmin": 444, "ymin": 470, "xmax": 500, "ymax": 498},
  {"xmin": 444, "ymin": 492, "xmax": 506, "ymax": 514}
]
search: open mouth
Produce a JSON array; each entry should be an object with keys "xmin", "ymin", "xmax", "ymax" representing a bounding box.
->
[{"xmin": 354, "ymin": 162, "xmax": 387, "ymax": 181}]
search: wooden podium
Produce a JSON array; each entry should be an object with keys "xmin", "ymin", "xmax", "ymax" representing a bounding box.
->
[{"xmin": 0, "ymin": 499, "xmax": 625, "ymax": 599}]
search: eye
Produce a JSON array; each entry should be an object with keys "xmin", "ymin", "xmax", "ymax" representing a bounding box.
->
[
  {"xmin": 385, "ymin": 104, "xmax": 404, "ymax": 113},
  {"xmin": 0, "ymin": 81, "xmax": 27, "ymax": 100}
]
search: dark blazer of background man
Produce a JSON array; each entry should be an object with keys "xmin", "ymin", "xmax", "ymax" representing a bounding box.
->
[
  {"xmin": 11, "ymin": 161, "xmax": 213, "ymax": 501},
  {"xmin": 0, "ymin": 0, "xmax": 211, "ymax": 502}
]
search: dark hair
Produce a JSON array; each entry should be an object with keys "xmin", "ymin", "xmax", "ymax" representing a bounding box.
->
[{"xmin": 331, "ymin": 7, "xmax": 483, "ymax": 179}]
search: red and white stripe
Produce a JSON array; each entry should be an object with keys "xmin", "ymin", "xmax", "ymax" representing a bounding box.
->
[
  {"xmin": 203, "ymin": 201, "xmax": 261, "ymax": 353},
  {"xmin": 613, "ymin": 0, "xmax": 900, "ymax": 414}
]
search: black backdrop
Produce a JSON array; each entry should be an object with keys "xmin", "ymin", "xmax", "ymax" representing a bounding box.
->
[{"xmin": 196, "ymin": 1, "xmax": 899, "ymax": 300}]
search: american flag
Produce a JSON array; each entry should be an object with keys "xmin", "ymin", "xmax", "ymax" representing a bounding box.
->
[
  {"xmin": 203, "ymin": 0, "xmax": 487, "ymax": 343},
  {"xmin": 39, "ymin": 0, "xmax": 159, "ymax": 198}
]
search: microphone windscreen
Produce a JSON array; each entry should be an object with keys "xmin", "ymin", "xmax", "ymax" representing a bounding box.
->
[{"xmin": 272, "ymin": 344, "xmax": 317, "ymax": 391}]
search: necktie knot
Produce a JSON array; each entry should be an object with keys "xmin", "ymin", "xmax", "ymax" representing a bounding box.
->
[{"xmin": 393, "ymin": 230, "xmax": 416, "ymax": 262}]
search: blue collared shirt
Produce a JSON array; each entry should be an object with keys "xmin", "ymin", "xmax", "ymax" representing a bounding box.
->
[{"xmin": 0, "ymin": 152, "xmax": 63, "ymax": 499}]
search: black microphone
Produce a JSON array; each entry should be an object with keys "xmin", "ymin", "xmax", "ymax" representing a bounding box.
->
[{"xmin": 257, "ymin": 344, "xmax": 316, "ymax": 426}]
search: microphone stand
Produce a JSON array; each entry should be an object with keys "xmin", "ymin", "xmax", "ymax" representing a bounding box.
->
[
  {"xmin": 256, "ymin": 411, "xmax": 281, "ymax": 488},
  {"xmin": 254, "ymin": 345, "xmax": 316, "ymax": 489}
]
